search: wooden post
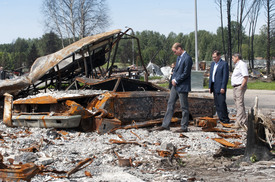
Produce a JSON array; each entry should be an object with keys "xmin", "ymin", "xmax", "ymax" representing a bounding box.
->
[{"xmin": 243, "ymin": 107, "xmax": 274, "ymax": 162}]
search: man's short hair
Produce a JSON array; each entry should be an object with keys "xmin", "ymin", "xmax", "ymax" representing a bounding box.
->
[
  {"xmin": 212, "ymin": 50, "xmax": 221, "ymax": 56},
  {"xmin": 172, "ymin": 42, "xmax": 183, "ymax": 49},
  {"xmin": 233, "ymin": 53, "xmax": 242, "ymax": 60}
]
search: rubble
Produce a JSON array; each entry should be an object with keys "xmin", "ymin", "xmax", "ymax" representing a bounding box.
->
[{"xmin": 0, "ymin": 107, "xmax": 274, "ymax": 181}]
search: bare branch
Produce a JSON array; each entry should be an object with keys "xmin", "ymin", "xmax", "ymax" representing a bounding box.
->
[{"xmin": 42, "ymin": 0, "xmax": 109, "ymax": 43}]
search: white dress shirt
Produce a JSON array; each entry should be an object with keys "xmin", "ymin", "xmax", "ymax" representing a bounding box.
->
[
  {"xmin": 231, "ymin": 60, "xmax": 249, "ymax": 86},
  {"xmin": 212, "ymin": 59, "xmax": 221, "ymax": 82}
]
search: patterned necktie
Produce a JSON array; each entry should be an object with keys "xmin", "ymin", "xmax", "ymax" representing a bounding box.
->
[{"xmin": 177, "ymin": 56, "xmax": 181, "ymax": 66}]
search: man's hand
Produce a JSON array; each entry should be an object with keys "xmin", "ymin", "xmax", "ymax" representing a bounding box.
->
[
  {"xmin": 172, "ymin": 79, "xmax": 177, "ymax": 86},
  {"xmin": 220, "ymin": 88, "xmax": 225, "ymax": 94}
]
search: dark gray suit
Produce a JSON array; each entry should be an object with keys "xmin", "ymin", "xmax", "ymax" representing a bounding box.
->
[{"xmin": 162, "ymin": 52, "xmax": 193, "ymax": 130}]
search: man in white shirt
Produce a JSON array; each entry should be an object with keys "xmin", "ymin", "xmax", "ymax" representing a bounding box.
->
[{"xmin": 231, "ymin": 53, "xmax": 249, "ymax": 130}]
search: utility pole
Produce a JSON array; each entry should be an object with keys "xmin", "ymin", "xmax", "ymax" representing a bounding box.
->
[{"xmin": 194, "ymin": 0, "xmax": 199, "ymax": 71}]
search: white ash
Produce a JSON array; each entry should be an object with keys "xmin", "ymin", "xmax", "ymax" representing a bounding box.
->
[{"xmin": 0, "ymin": 118, "xmax": 274, "ymax": 181}]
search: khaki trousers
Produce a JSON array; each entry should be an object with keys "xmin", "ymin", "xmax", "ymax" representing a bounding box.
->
[{"xmin": 233, "ymin": 85, "xmax": 247, "ymax": 126}]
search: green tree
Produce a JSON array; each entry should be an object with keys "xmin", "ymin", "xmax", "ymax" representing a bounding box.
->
[
  {"xmin": 185, "ymin": 32, "xmax": 195, "ymax": 58},
  {"xmin": 162, "ymin": 32, "xmax": 178, "ymax": 66},
  {"xmin": 39, "ymin": 31, "xmax": 62, "ymax": 55},
  {"xmin": 197, "ymin": 30, "xmax": 216, "ymax": 61},
  {"xmin": 135, "ymin": 30, "xmax": 167, "ymax": 66},
  {"xmin": 12, "ymin": 38, "xmax": 29, "ymax": 71},
  {"xmin": 0, "ymin": 52, "xmax": 10, "ymax": 68},
  {"xmin": 116, "ymin": 38, "xmax": 134, "ymax": 65},
  {"xmin": 27, "ymin": 44, "xmax": 39, "ymax": 67}
]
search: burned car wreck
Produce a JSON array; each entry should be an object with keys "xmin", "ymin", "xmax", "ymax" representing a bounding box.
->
[{"xmin": 2, "ymin": 29, "xmax": 214, "ymax": 133}]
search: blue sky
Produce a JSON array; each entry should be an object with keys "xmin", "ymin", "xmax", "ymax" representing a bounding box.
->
[{"xmin": 0, "ymin": 0, "xmax": 266, "ymax": 44}]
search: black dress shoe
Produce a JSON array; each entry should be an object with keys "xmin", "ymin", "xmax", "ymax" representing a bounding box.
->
[
  {"xmin": 153, "ymin": 126, "xmax": 169, "ymax": 131},
  {"xmin": 173, "ymin": 128, "xmax": 188, "ymax": 133}
]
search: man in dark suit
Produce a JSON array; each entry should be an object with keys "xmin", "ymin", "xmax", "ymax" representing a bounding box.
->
[
  {"xmin": 0, "ymin": 67, "xmax": 5, "ymax": 80},
  {"xmin": 209, "ymin": 50, "xmax": 230, "ymax": 123},
  {"xmin": 155, "ymin": 42, "xmax": 193, "ymax": 132}
]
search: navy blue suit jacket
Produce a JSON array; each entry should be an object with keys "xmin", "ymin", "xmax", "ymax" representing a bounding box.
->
[
  {"xmin": 172, "ymin": 52, "xmax": 193, "ymax": 93},
  {"xmin": 208, "ymin": 59, "xmax": 229, "ymax": 93}
]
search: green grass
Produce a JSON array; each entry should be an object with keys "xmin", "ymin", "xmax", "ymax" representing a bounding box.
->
[
  {"xmin": 226, "ymin": 79, "xmax": 275, "ymax": 90},
  {"xmin": 158, "ymin": 77, "xmax": 275, "ymax": 90},
  {"xmin": 246, "ymin": 80, "xmax": 275, "ymax": 90},
  {"xmin": 223, "ymin": 79, "xmax": 275, "ymax": 90},
  {"xmin": 140, "ymin": 76, "xmax": 163, "ymax": 81},
  {"xmin": 158, "ymin": 82, "xmax": 169, "ymax": 88}
]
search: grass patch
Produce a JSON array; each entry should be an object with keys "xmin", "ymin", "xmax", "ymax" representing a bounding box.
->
[
  {"xmin": 204, "ymin": 78, "xmax": 275, "ymax": 90},
  {"xmin": 246, "ymin": 80, "xmax": 275, "ymax": 90},
  {"xmin": 158, "ymin": 82, "xmax": 169, "ymax": 88},
  {"xmin": 140, "ymin": 76, "xmax": 163, "ymax": 81},
  {"xmin": 227, "ymin": 79, "xmax": 275, "ymax": 90}
]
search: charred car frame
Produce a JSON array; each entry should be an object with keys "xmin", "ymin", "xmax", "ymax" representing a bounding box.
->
[{"xmin": 2, "ymin": 29, "xmax": 214, "ymax": 133}]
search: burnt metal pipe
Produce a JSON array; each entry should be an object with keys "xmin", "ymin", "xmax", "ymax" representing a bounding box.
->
[{"xmin": 3, "ymin": 93, "xmax": 13, "ymax": 127}]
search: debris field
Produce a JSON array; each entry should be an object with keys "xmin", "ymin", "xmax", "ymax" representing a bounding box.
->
[{"xmin": 0, "ymin": 109, "xmax": 275, "ymax": 181}]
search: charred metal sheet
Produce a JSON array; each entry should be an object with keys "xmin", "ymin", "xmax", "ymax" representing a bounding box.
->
[
  {"xmin": 65, "ymin": 100, "xmax": 93, "ymax": 119},
  {"xmin": 0, "ymin": 163, "xmax": 40, "ymax": 182},
  {"xmin": 0, "ymin": 29, "xmax": 121, "ymax": 96},
  {"xmin": 188, "ymin": 94, "xmax": 215, "ymax": 119},
  {"xmin": 12, "ymin": 115, "xmax": 81, "ymax": 128},
  {"xmin": 0, "ymin": 29, "xmax": 151, "ymax": 99},
  {"xmin": 95, "ymin": 117, "xmax": 121, "ymax": 134},
  {"xmin": 14, "ymin": 95, "xmax": 58, "ymax": 104},
  {"xmin": 91, "ymin": 91, "xmax": 171, "ymax": 124},
  {"xmin": 94, "ymin": 113, "xmax": 122, "ymax": 134},
  {"xmin": 91, "ymin": 90, "xmax": 214, "ymax": 125},
  {"xmin": 75, "ymin": 77, "xmax": 102, "ymax": 85}
]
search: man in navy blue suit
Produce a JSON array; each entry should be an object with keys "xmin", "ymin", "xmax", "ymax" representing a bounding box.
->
[
  {"xmin": 209, "ymin": 50, "xmax": 230, "ymax": 123},
  {"xmin": 155, "ymin": 42, "xmax": 193, "ymax": 132}
]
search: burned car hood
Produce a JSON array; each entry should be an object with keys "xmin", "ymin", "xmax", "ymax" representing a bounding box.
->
[{"xmin": 0, "ymin": 29, "xmax": 121, "ymax": 96}]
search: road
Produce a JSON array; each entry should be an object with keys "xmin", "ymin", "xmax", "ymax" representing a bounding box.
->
[
  {"xmin": 192, "ymin": 89, "xmax": 275, "ymax": 115},
  {"xmin": 226, "ymin": 89, "xmax": 275, "ymax": 111}
]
